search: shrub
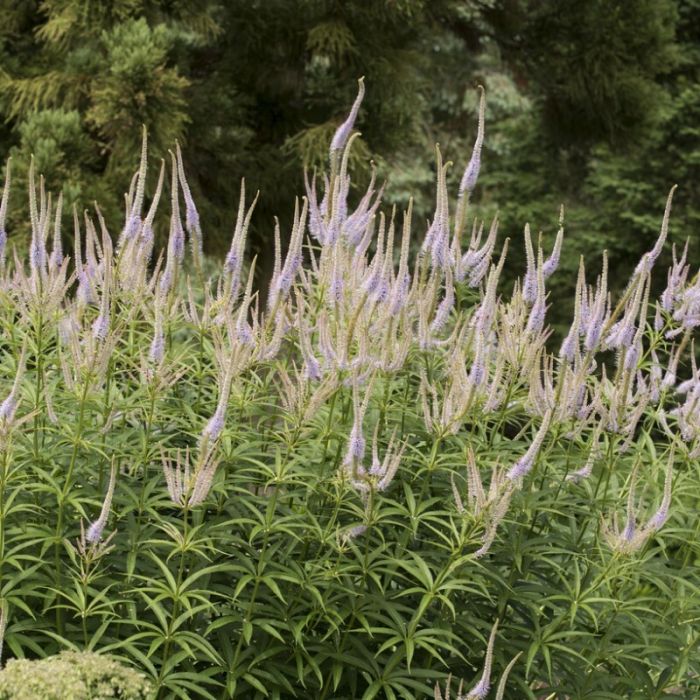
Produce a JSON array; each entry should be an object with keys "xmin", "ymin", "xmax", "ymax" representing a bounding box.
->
[
  {"xmin": 0, "ymin": 651, "xmax": 152, "ymax": 700},
  {"xmin": 0, "ymin": 83, "xmax": 696, "ymax": 699}
]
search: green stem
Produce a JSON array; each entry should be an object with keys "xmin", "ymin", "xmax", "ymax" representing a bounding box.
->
[
  {"xmin": 227, "ymin": 481, "xmax": 280, "ymax": 697},
  {"xmin": 319, "ymin": 490, "xmax": 376, "ymax": 700},
  {"xmin": 54, "ymin": 375, "xmax": 91, "ymax": 635},
  {"xmin": 32, "ymin": 307, "xmax": 44, "ymax": 464},
  {"xmin": 156, "ymin": 503, "xmax": 190, "ymax": 698},
  {"xmin": 0, "ymin": 448, "xmax": 8, "ymax": 589}
]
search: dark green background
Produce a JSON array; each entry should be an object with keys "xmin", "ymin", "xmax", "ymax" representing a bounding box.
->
[{"xmin": 0, "ymin": 0, "xmax": 697, "ymax": 309}]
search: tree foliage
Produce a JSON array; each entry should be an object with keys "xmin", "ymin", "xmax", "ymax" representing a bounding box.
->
[{"xmin": 0, "ymin": 0, "xmax": 698, "ymax": 298}]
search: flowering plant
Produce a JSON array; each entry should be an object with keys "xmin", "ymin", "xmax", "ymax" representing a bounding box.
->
[{"xmin": 0, "ymin": 82, "xmax": 696, "ymax": 698}]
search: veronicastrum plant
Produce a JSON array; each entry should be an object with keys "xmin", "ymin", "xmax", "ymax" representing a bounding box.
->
[{"xmin": 0, "ymin": 80, "xmax": 696, "ymax": 699}]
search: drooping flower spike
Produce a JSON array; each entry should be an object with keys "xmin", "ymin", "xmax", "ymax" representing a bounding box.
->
[
  {"xmin": 0, "ymin": 344, "xmax": 27, "ymax": 428},
  {"xmin": 645, "ymin": 449, "xmax": 674, "ymax": 532},
  {"xmin": 506, "ymin": 410, "xmax": 553, "ymax": 483},
  {"xmin": 85, "ymin": 460, "xmax": 118, "ymax": 544}
]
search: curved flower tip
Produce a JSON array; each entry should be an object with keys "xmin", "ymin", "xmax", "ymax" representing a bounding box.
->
[
  {"xmin": 465, "ymin": 620, "xmax": 498, "ymax": 699},
  {"xmin": 646, "ymin": 451, "xmax": 674, "ymax": 531},
  {"xmin": 459, "ymin": 85, "xmax": 486, "ymax": 195},
  {"xmin": 330, "ymin": 77, "xmax": 366, "ymax": 156},
  {"xmin": 494, "ymin": 652, "xmax": 522, "ymax": 700},
  {"xmin": 85, "ymin": 461, "xmax": 117, "ymax": 544},
  {"xmin": 435, "ymin": 620, "xmax": 500, "ymax": 700}
]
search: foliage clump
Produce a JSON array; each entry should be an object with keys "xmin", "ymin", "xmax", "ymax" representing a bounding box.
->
[{"xmin": 0, "ymin": 651, "xmax": 152, "ymax": 700}]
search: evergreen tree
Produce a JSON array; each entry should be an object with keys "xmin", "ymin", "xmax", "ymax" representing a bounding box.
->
[
  {"xmin": 0, "ymin": 1, "xmax": 484, "ymax": 259},
  {"xmin": 0, "ymin": 2, "xmax": 201, "ymax": 234},
  {"xmin": 0, "ymin": 0, "xmax": 696, "ymax": 305}
]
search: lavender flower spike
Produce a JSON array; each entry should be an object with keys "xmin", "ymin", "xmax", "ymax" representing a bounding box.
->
[
  {"xmin": 345, "ymin": 402, "xmax": 366, "ymax": 465},
  {"xmin": 225, "ymin": 180, "xmax": 259, "ymax": 299},
  {"xmin": 162, "ymin": 449, "xmax": 188, "ymax": 505},
  {"xmin": 140, "ymin": 159, "xmax": 165, "ymax": 261},
  {"xmin": 161, "ymin": 447, "xmax": 219, "ymax": 508},
  {"xmin": 0, "ymin": 392, "xmax": 18, "ymax": 425},
  {"xmin": 49, "ymin": 192, "xmax": 64, "ymax": 270},
  {"xmin": 28, "ymin": 158, "xmax": 47, "ymax": 274},
  {"xmin": 374, "ymin": 431, "xmax": 406, "ymax": 493},
  {"xmin": 92, "ymin": 312, "xmax": 109, "ymax": 342},
  {"xmin": 542, "ymin": 207, "xmax": 564, "ymax": 279},
  {"xmin": 168, "ymin": 151, "xmax": 185, "ymax": 263},
  {"xmin": 202, "ymin": 406, "xmax": 226, "ymax": 443},
  {"xmin": 431, "ymin": 268, "xmax": 455, "ymax": 334},
  {"xmin": 634, "ymin": 185, "xmax": 676, "ymax": 276},
  {"xmin": 176, "ymin": 142, "xmax": 203, "ymax": 265},
  {"xmin": 92, "ymin": 273, "xmax": 111, "ymax": 342},
  {"xmin": 86, "ymin": 461, "xmax": 117, "ymax": 544},
  {"xmin": 343, "ymin": 378, "xmax": 375, "ymax": 470},
  {"xmin": 522, "ymin": 224, "xmax": 537, "ymax": 303},
  {"xmin": 0, "ymin": 157, "xmax": 11, "ymax": 265},
  {"xmin": 0, "ymin": 346, "xmax": 26, "ymax": 425},
  {"xmin": 189, "ymin": 446, "xmax": 220, "ymax": 506},
  {"xmin": 330, "ymin": 77, "xmax": 365, "ymax": 156},
  {"xmin": 507, "ymin": 410, "xmax": 552, "ymax": 482},
  {"xmin": 526, "ymin": 248, "xmax": 546, "ymax": 333},
  {"xmin": 201, "ymin": 360, "xmax": 234, "ymax": 445},
  {"xmin": 646, "ymin": 452, "xmax": 673, "ymax": 531},
  {"xmin": 459, "ymin": 85, "xmax": 485, "ymax": 195},
  {"xmin": 121, "ymin": 126, "xmax": 148, "ymax": 242},
  {"xmin": 175, "ymin": 143, "xmax": 199, "ymax": 230},
  {"xmin": 423, "ymin": 148, "xmax": 453, "ymax": 270},
  {"xmin": 338, "ymin": 524, "xmax": 368, "ymax": 547},
  {"xmin": 149, "ymin": 312, "xmax": 165, "ymax": 365}
]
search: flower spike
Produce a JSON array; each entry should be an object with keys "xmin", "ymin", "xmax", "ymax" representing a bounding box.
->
[{"xmin": 330, "ymin": 77, "xmax": 365, "ymax": 156}]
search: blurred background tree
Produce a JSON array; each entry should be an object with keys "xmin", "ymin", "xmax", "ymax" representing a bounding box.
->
[{"xmin": 0, "ymin": 0, "xmax": 696, "ymax": 309}]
